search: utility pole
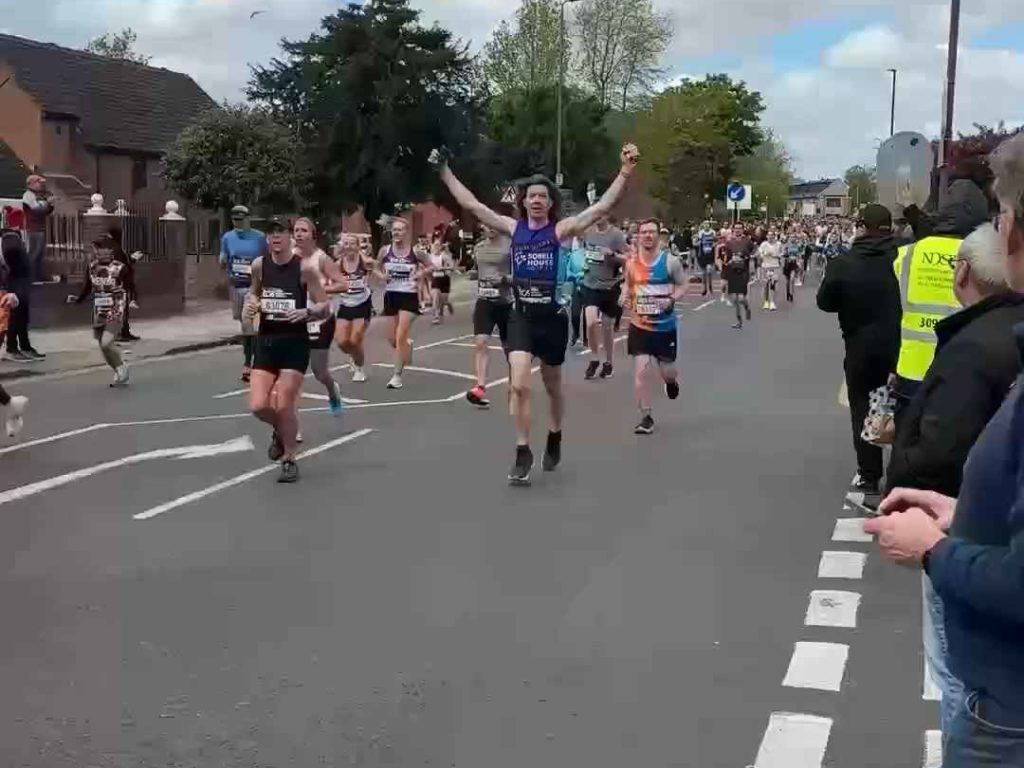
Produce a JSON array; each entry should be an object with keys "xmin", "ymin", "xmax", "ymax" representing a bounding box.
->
[
  {"xmin": 939, "ymin": 0, "xmax": 961, "ymax": 171},
  {"xmin": 555, "ymin": 0, "xmax": 581, "ymax": 188},
  {"xmin": 887, "ymin": 68, "xmax": 897, "ymax": 137}
]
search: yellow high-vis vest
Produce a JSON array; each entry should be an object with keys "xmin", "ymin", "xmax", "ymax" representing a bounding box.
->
[{"xmin": 893, "ymin": 236, "xmax": 962, "ymax": 382}]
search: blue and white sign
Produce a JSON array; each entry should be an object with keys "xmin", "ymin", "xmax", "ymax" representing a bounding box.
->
[{"xmin": 725, "ymin": 182, "xmax": 752, "ymax": 210}]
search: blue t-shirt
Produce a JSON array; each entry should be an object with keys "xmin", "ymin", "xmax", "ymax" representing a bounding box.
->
[{"xmin": 220, "ymin": 229, "xmax": 268, "ymax": 288}]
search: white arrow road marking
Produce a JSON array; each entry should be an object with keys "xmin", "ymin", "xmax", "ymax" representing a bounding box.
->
[
  {"xmin": 0, "ymin": 436, "xmax": 255, "ymax": 507},
  {"xmin": 134, "ymin": 428, "xmax": 373, "ymax": 521}
]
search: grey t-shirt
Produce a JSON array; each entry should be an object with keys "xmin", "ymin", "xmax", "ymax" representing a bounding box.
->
[
  {"xmin": 474, "ymin": 235, "xmax": 512, "ymax": 303},
  {"xmin": 581, "ymin": 227, "xmax": 628, "ymax": 291}
]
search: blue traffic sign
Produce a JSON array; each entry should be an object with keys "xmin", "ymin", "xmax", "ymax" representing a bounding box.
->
[{"xmin": 727, "ymin": 182, "xmax": 747, "ymax": 202}]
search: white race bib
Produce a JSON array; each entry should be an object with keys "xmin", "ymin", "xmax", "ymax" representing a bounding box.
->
[
  {"xmin": 307, "ymin": 320, "xmax": 322, "ymax": 335},
  {"xmin": 232, "ymin": 263, "xmax": 252, "ymax": 276},
  {"xmin": 585, "ymin": 248, "xmax": 604, "ymax": 264},
  {"xmin": 94, "ymin": 294, "xmax": 114, "ymax": 309},
  {"xmin": 261, "ymin": 298, "xmax": 296, "ymax": 314},
  {"xmin": 346, "ymin": 277, "xmax": 367, "ymax": 293},
  {"xmin": 478, "ymin": 285, "xmax": 500, "ymax": 299}
]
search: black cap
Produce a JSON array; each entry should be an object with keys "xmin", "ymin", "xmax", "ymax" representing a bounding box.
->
[
  {"xmin": 266, "ymin": 216, "xmax": 288, "ymax": 233},
  {"xmin": 859, "ymin": 203, "xmax": 892, "ymax": 231}
]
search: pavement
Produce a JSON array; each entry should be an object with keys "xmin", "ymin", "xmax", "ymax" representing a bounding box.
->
[{"xmin": 0, "ymin": 279, "xmax": 939, "ymax": 768}]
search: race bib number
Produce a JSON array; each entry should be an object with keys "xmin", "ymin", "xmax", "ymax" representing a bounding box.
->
[
  {"xmin": 478, "ymin": 285, "xmax": 500, "ymax": 299},
  {"xmin": 307, "ymin": 320, "xmax": 322, "ymax": 336},
  {"xmin": 585, "ymin": 248, "xmax": 605, "ymax": 265},
  {"xmin": 94, "ymin": 293, "xmax": 115, "ymax": 309},
  {"xmin": 635, "ymin": 296, "xmax": 670, "ymax": 316},
  {"xmin": 232, "ymin": 262, "xmax": 252, "ymax": 276},
  {"xmin": 433, "ymin": 270, "xmax": 448, "ymax": 278},
  {"xmin": 346, "ymin": 277, "xmax": 367, "ymax": 293},
  {"xmin": 261, "ymin": 298, "xmax": 296, "ymax": 314}
]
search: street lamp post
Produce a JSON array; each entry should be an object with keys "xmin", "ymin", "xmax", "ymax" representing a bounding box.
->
[
  {"xmin": 556, "ymin": 0, "xmax": 582, "ymax": 188},
  {"xmin": 887, "ymin": 68, "xmax": 897, "ymax": 137}
]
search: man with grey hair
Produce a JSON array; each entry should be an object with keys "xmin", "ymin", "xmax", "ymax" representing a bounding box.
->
[{"xmin": 867, "ymin": 133, "xmax": 1024, "ymax": 765}]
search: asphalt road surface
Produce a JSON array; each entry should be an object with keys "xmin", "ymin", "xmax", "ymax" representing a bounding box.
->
[{"xmin": 0, "ymin": 286, "xmax": 939, "ymax": 768}]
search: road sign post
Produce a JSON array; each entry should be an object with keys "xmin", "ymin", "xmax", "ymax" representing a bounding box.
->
[{"xmin": 725, "ymin": 183, "xmax": 752, "ymax": 223}]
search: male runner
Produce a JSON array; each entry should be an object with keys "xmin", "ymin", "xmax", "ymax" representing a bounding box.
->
[
  {"xmin": 758, "ymin": 230, "xmax": 783, "ymax": 310},
  {"xmin": 624, "ymin": 219, "xmax": 686, "ymax": 434},
  {"xmin": 244, "ymin": 218, "xmax": 332, "ymax": 483},
  {"xmin": 782, "ymin": 231, "xmax": 802, "ymax": 302},
  {"xmin": 333, "ymin": 232, "xmax": 375, "ymax": 382},
  {"xmin": 722, "ymin": 249, "xmax": 752, "ymax": 329},
  {"xmin": 66, "ymin": 235, "xmax": 131, "ymax": 387},
  {"xmin": 695, "ymin": 220, "xmax": 717, "ymax": 295},
  {"xmin": 377, "ymin": 218, "xmax": 433, "ymax": 389},
  {"xmin": 579, "ymin": 215, "xmax": 628, "ymax": 380},
  {"xmin": 436, "ymin": 143, "xmax": 640, "ymax": 484},
  {"xmin": 0, "ymin": 255, "xmax": 27, "ymax": 437},
  {"xmin": 221, "ymin": 205, "xmax": 268, "ymax": 382},
  {"xmin": 466, "ymin": 223, "xmax": 512, "ymax": 408}
]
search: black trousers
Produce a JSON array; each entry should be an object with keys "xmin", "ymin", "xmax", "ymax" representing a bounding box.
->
[
  {"xmin": 5, "ymin": 279, "xmax": 31, "ymax": 354},
  {"xmin": 570, "ymin": 284, "xmax": 587, "ymax": 344},
  {"xmin": 844, "ymin": 348, "xmax": 893, "ymax": 482}
]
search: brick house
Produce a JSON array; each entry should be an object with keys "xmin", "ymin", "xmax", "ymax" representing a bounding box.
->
[
  {"xmin": 788, "ymin": 179, "xmax": 851, "ymax": 217},
  {"xmin": 0, "ymin": 33, "xmax": 217, "ymax": 212}
]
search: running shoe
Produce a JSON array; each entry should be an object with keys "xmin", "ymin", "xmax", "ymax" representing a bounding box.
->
[
  {"xmin": 352, "ymin": 366, "xmax": 367, "ymax": 383},
  {"xmin": 328, "ymin": 382, "xmax": 344, "ymax": 417},
  {"xmin": 431, "ymin": 316, "xmax": 441, "ymax": 325},
  {"xmin": 466, "ymin": 385, "xmax": 490, "ymax": 409},
  {"xmin": 241, "ymin": 365, "xmax": 251, "ymax": 383},
  {"xmin": 850, "ymin": 475, "xmax": 880, "ymax": 495},
  {"xmin": 3, "ymin": 395, "xmax": 27, "ymax": 438},
  {"xmin": 5, "ymin": 351, "xmax": 34, "ymax": 363},
  {"xmin": 268, "ymin": 431, "xmax": 284, "ymax": 462},
  {"xmin": 387, "ymin": 373, "xmax": 403, "ymax": 389},
  {"xmin": 296, "ymin": 431, "xmax": 304, "ymax": 443},
  {"xmin": 769, "ymin": 301, "xmax": 778, "ymax": 311},
  {"xmin": 762, "ymin": 300, "xmax": 770, "ymax": 310},
  {"xmin": 634, "ymin": 414, "xmax": 655, "ymax": 435},
  {"xmin": 584, "ymin": 360, "xmax": 600, "ymax": 380},
  {"xmin": 542, "ymin": 430, "xmax": 562, "ymax": 471},
  {"xmin": 508, "ymin": 445, "xmax": 534, "ymax": 486},
  {"xmin": 277, "ymin": 459, "xmax": 300, "ymax": 484},
  {"xmin": 731, "ymin": 322, "xmax": 743, "ymax": 329},
  {"xmin": 599, "ymin": 362, "xmax": 614, "ymax": 380},
  {"xmin": 666, "ymin": 380, "xmax": 680, "ymax": 400},
  {"xmin": 23, "ymin": 348, "xmax": 46, "ymax": 360},
  {"xmin": 110, "ymin": 364, "xmax": 130, "ymax": 388}
]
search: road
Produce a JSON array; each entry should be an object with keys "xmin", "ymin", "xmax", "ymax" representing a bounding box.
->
[{"xmin": 0, "ymin": 284, "xmax": 939, "ymax": 768}]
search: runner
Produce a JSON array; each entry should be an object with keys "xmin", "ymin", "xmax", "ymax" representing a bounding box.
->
[
  {"xmin": 579, "ymin": 215, "xmax": 629, "ymax": 381},
  {"xmin": 333, "ymin": 232, "xmax": 375, "ymax": 383},
  {"xmin": 417, "ymin": 233, "xmax": 433, "ymax": 313},
  {"xmin": 722, "ymin": 248, "xmax": 752, "ymax": 329},
  {"xmin": 436, "ymin": 142, "xmax": 640, "ymax": 484},
  {"xmin": 220, "ymin": 205, "xmax": 268, "ymax": 382},
  {"xmin": 782, "ymin": 230, "xmax": 802, "ymax": 302},
  {"xmin": 377, "ymin": 217, "xmax": 432, "ymax": 390},
  {"xmin": 624, "ymin": 219, "xmax": 686, "ymax": 434},
  {"xmin": 0, "ymin": 257, "xmax": 27, "ymax": 437},
  {"xmin": 758, "ymin": 230, "xmax": 783, "ymax": 311},
  {"xmin": 244, "ymin": 217, "xmax": 332, "ymax": 484},
  {"xmin": 430, "ymin": 239, "xmax": 456, "ymax": 325},
  {"xmin": 66, "ymin": 235, "xmax": 130, "ymax": 387},
  {"xmin": 466, "ymin": 222, "xmax": 512, "ymax": 408},
  {"xmin": 293, "ymin": 217, "xmax": 346, "ymax": 416},
  {"xmin": 695, "ymin": 220, "xmax": 717, "ymax": 296}
]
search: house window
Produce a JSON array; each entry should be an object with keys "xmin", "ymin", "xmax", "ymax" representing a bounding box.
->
[
  {"xmin": 132, "ymin": 158, "xmax": 147, "ymax": 192},
  {"xmin": 825, "ymin": 196, "xmax": 843, "ymax": 208}
]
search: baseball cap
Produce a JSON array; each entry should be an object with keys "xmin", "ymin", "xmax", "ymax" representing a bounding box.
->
[
  {"xmin": 265, "ymin": 216, "xmax": 287, "ymax": 233},
  {"xmin": 858, "ymin": 203, "xmax": 892, "ymax": 231},
  {"xmin": 230, "ymin": 205, "xmax": 250, "ymax": 218}
]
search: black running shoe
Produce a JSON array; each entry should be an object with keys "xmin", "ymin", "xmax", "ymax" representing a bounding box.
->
[
  {"xmin": 850, "ymin": 475, "xmax": 880, "ymax": 495},
  {"xmin": 542, "ymin": 430, "xmax": 562, "ymax": 471},
  {"xmin": 599, "ymin": 362, "xmax": 614, "ymax": 379},
  {"xmin": 508, "ymin": 445, "xmax": 534, "ymax": 486},
  {"xmin": 268, "ymin": 431, "xmax": 284, "ymax": 462},
  {"xmin": 634, "ymin": 414, "xmax": 655, "ymax": 435},
  {"xmin": 277, "ymin": 459, "xmax": 299, "ymax": 483},
  {"xmin": 666, "ymin": 380, "xmax": 680, "ymax": 400},
  {"xmin": 584, "ymin": 360, "xmax": 600, "ymax": 380}
]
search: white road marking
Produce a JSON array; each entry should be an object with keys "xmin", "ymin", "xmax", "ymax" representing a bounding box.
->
[
  {"xmin": 0, "ymin": 423, "xmax": 110, "ymax": 457},
  {"xmin": 371, "ymin": 364, "xmax": 477, "ymax": 381},
  {"xmin": 805, "ymin": 590, "xmax": 861, "ymax": 628},
  {"xmin": 0, "ymin": 436, "xmax": 254, "ymax": 507},
  {"xmin": 782, "ymin": 641, "xmax": 849, "ymax": 692},
  {"xmin": 447, "ymin": 342, "xmax": 506, "ymax": 351},
  {"xmin": 832, "ymin": 517, "xmax": 873, "ymax": 543},
  {"xmin": 923, "ymin": 658, "xmax": 942, "ymax": 701},
  {"xmin": 134, "ymin": 428, "xmax": 373, "ymax": 520},
  {"xmin": 924, "ymin": 730, "xmax": 942, "ymax": 768},
  {"xmin": 693, "ymin": 299, "xmax": 716, "ymax": 311},
  {"xmin": 817, "ymin": 551, "xmax": 867, "ymax": 579},
  {"xmin": 479, "ymin": 364, "xmax": 542, "ymax": 390},
  {"xmin": 299, "ymin": 393, "xmax": 368, "ymax": 404},
  {"xmin": 576, "ymin": 334, "xmax": 628, "ymax": 355},
  {"xmin": 753, "ymin": 712, "xmax": 833, "ymax": 768},
  {"xmin": 412, "ymin": 333, "xmax": 474, "ymax": 351}
]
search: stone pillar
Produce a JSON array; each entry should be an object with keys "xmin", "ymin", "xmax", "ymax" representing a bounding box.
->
[
  {"xmin": 158, "ymin": 200, "xmax": 188, "ymax": 309},
  {"xmin": 81, "ymin": 194, "xmax": 117, "ymax": 250}
]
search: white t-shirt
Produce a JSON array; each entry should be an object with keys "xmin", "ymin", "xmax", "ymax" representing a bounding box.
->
[{"xmin": 758, "ymin": 241, "xmax": 783, "ymax": 270}]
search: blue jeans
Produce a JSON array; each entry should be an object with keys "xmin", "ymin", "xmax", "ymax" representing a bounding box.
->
[
  {"xmin": 943, "ymin": 692, "xmax": 1024, "ymax": 766},
  {"xmin": 923, "ymin": 573, "xmax": 966, "ymax": 735}
]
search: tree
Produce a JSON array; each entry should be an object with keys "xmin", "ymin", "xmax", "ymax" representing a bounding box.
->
[
  {"xmin": 248, "ymin": 0, "xmax": 484, "ymax": 233},
  {"xmin": 844, "ymin": 164, "xmax": 877, "ymax": 208},
  {"xmin": 85, "ymin": 28, "xmax": 151, "ymax": 64},
  {"xmin": 481, "ymin": 0, "xmax": 567, "ymax": 95},
  {"xmin": 162, "ymin": 105, "xmax": 300, "ymax": 213},
  {"xmin": 735, "ymin": 133, "xmax": 794, "ymax": 218}
]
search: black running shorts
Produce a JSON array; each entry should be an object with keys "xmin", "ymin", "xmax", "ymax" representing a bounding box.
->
[
  {"xmin": 253, "ymin": 334, "xmax": 310, "ymax": 374},
  {"xmin": 383, "ymin": 291, "xmax": 420, "ymax": 316},
  {"xmin": 627, "ymin": 325, "xmax": 677, "ymax": 364},
  {"xmin": 580, "ymin": 286, "xmax": 620, "ymax": 318},
  {"xmin": 307, "ymin": 316, "xmax": 336, "ymax": 350},
  {"xmin": 473, "ymin": 299, "xmax": 511, "ymax": 341},
  {"xmin": 506, "ymin": 306, "xmax": 569, "ymax": 367},
  {"xmin": 431, "ymin": 275, "xmax": 452, "ymax": 293},
  {"xmin": 336, "ymin": 299, "xmax": 373, "ymax": 322}
]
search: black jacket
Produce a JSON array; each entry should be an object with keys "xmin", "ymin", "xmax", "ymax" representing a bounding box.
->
[
  {"xmin": 816, "ymin": 233, "xmax": 902, "ymax": 357},
  {"xmin": 885, "ymin": 292, "xmax": 1024, "ymax": 497}
]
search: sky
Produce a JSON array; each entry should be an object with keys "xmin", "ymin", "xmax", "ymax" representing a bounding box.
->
[{"xmin": 4, "ymin": 0, "xmax": 1024, "ymax": 179}]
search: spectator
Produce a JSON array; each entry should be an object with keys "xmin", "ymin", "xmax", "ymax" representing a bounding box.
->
[
  {"xmin": 816, "ymin": 204, "xmax": 902, "ymax": 501},
  {"xmin": 22, "ymin": 174, "xmax": 53, "ymax": 282},
  {"xmin": 0, "ymin": 228, "xmax": 43, "ymax": 362},
  {"xmin": 866, "ymin": 133, "xmax": 1024, "ymax": 766},
  {"xmin": 108, "ymin": 227, "xmax": 141, "ymax": 342}
]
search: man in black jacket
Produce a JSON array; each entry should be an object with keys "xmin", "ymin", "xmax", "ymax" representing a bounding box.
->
[{"xmin": 817, "ymin": 204, "xmax": 902, "ymax": 498}]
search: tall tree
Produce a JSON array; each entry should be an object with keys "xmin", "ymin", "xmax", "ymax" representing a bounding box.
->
[
  {"xmin": 162, "ymin": 105, "xmax": 300, "ymax": 213},
  {"xmin": 85, "ymin": 28, "xmax": 151, "ymax": 64},
  {"xmin": 735, "ymin": 133, "xmax": 794, "ymax": 218},
  {"xmin": 481, "ymin": 0, "xmax": 567, "ymax": 94},
  {"xmin": 844, "ymin": 164, "xmax": 877, "ymax": 208},
  {"xmin": 248, "ymin": 0, "xmax": 484, "ymax": 233}
]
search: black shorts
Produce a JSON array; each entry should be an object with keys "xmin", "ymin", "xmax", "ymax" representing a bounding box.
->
[
  {"xmin": 383, "ymin": 292, "xmax": 420, "ymax": 316},
  {"xmin": 253, "ymin": 334, "xmax": 310, "ymax": 374},
  {"xmin": 506, "ymin": 306, "xmax": 569, "ymax": 367},
  {"xmin": 473, "ymin": 299, "xmax": 511, "ymax": 341},
  {"xmin": 580, "ymin": 286, "xmax": 620, "ymax": 318},
  {"xmin": 307, "ymin": 316, "xmax": 336, "ymax": 350},
  {"xmin": 783, "ymin": 260, "xmax": 799, "ymax": 277},
  {"xmin": 431, "ymin": 275, "xmax": 452, "ymax": 293},
  {"xmin": 336, "ymin": 298, "xmax": 373, "ymax": 322},
  {"xmin": 627, "ymin": 325, "xmax": 678, "ymax": 364}
]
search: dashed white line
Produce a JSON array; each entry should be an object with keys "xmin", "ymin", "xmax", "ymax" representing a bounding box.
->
[
  {"xmin": 693, "ymin": 299, "xmax": 717, "ymax": 311},
  {"xmin": 0, "ymin": 423, "xmax": 110, "ymax": 457},
  {"xmin": 782, "ymin": 641, "xmax": 849, "ymax": 692},
  {"xmin": 924, "ymin": 729, "xmax": 942, "ymax": 768},
  {"xmin": 817, "ymin": 551, "xmax": 867, "ymax": 579},
  {"xmin": 371, "ymin": 364, "xmax": 478, "ymax": 381},
  {"xmin": 753, "ymin": 712, "xmax": 833, "ymax": 768},
  {"xmin": 805, "ymin": 590, "xmax": 861, "ymax": 628},
  {"xmin": 832, "ymin": 517, "xmax": 873, "ymax": 543}
]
